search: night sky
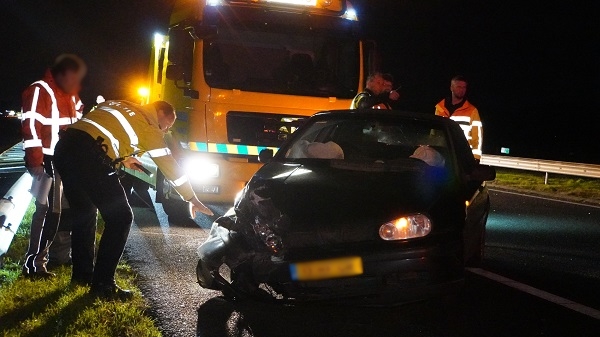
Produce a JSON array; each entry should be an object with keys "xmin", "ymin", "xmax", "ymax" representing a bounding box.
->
[{"xmin": 1, "ymin": 0, "xmax": 598, "ymax": 163}]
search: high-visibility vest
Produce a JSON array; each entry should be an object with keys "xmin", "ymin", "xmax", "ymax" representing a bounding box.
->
[
  {"xmin": 21, "ymin": 71, "xmax": 83, "ymax": 167},
  {"xmin": 351, "ymin": 90, "xmax": 391, "ymax": 110},
  {"xmin": 69, "ymin": 100, "xmax": 196, "ymax": 201},
  {"xmin": 435, "ymin": 99, "xmax": 483, "ymax": 159}
]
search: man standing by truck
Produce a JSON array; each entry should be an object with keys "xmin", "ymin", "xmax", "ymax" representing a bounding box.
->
[
  {"xmin": 351, "ymin": 72, "xmax": 400, "ymax": 109},
  {"xmin": 54, "ymin": 100, "xmax": 213, "ymax": 300},
  {"xmin": 435, "ymin": 75, "xmax": 483, "ymax": 159},
  {"xmin": 22, "ymin": 55, "xmax": 86, "ymax": 278}
]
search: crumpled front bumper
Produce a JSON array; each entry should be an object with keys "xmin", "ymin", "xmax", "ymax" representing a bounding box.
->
[
  {"xmin": 255, "ymin": 239, "xmax": 464, "ymax": 303},
  {"xmin": 197, "ymin": 222, "xmax": 464, "ymax": 303}
]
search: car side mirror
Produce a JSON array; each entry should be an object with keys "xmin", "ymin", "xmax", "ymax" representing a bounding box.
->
[
  {"xmin": 258, "ymin": 149, "xmax": 274, "ymax": 163},
  {"xmin": 469, "ymin": 164, "xmax": 496, "ymax": 182}
]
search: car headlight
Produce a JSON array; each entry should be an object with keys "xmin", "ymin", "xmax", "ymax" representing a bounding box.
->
[
  {"xmin": 379, "ymin": 214, "xmax": 432, "ymax": 241},
  {"xmin": 253, "ymin": 216, "xmax": 283, "ymax": 254},
  {"xmin": 184, "ymin": 158, "xmax": 219, "ymax": 182}
]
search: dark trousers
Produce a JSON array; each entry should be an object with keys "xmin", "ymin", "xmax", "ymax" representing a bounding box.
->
[
  {"xmin": 23, "ymin": 168, "xmax": 60, "ymax": 273},
  {"xmin": 53, "ymin": 129, "xmax": 133, "ymax": 285}
]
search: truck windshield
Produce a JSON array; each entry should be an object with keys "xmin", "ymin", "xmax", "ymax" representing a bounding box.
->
[{"xmin": 203, "ymin": 29, "xmax": 359, "ymax": 99}]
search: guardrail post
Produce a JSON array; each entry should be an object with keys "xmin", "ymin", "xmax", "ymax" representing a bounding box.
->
[
  {"xmin": 0, "ymin": 173, "xmax": 33, "ymax": 258},
  {"xmin": 544, "ymin": 172, "xmax": 549, "ymax": 185}
]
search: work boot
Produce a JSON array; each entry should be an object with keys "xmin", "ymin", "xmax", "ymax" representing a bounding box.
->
[
  {"xmin": 22, "ymin": 269, "xmax": 56, "ymax": 279},
  {"xmin": 70, "ymin": 275, "xmax": 92, "ymax": 287},
  {"xmin": 90, "ymin": 283, "xmax": 134, "ymax": 301}
]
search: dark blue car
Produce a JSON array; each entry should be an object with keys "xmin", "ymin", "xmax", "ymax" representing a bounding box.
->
[{"xmin": 197, "ymin": 110, "xmax": 495, "ymax": 304}]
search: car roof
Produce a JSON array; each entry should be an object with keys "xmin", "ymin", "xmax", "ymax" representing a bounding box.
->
[{"xmin": 311, "ymin": 110, "xmax": 452, "ymax": 125}]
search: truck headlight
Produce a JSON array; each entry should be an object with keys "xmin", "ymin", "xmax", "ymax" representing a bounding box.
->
[
  {"xmin": 184, "ymin": 158, "xmax": 219, "ymax": 182},
  {"xmin": 379, "ymin": 214, "xmax": 431, "ymax": 241}
]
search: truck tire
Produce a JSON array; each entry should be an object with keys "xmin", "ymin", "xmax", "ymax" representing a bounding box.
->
[{"xmin": 162, "ymin": 198, "xmax": 190, "ymax": 223}]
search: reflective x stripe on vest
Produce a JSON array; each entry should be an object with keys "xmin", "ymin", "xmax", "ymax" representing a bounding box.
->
[
  {"xmin": 22, "ymin": 81, "xmax": 77, "ymax": 155},
  {"xmin": 23, "ymin": 86, "xmax": 42, "ymax": 149},
  {"xmin": 101, "ymin": 107, "xmax": 140, "ymax": 152},
  {"xmin": 35, "ymin": 81, "xmax": 61, "ymax": 155},
  {"xmin": 450, "ymin": 115, "xmax": 473, "ymax": 140},
  {"xmin": 80, "ymin": 118, "xmax": 120, "ymax": 156},
  {"xmin": 188, "ymin": 142, "xmax": 279, "ymax": 156}
]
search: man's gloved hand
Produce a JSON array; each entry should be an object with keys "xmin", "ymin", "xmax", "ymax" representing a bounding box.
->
[{"xmin": 28, "ymin": 166, "xmax": 47, "ymax": 181}]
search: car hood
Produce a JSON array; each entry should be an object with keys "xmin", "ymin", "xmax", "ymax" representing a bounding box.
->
[{"xmin": 236, "ymin": 161, "xmax": 461, "ymax": 250}]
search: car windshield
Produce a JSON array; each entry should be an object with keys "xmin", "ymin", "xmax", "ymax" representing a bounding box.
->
[
  {"xmin": 203, "ymin": 29, "xmax": 360, "ymax": 99},
  {"xmin": 283, "ymin": 117, "xmax": 450, "ymax": 168}
]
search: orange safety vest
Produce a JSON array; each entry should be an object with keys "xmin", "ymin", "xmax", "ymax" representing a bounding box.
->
[
  {"xmin": 21, "ymin": 70, "xmax": 83, "ymax": 167},
  {"xmin": 435, "ymin": 99, "xmax": 483, "ymax": 159}
]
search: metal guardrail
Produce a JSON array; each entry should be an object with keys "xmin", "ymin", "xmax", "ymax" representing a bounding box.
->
[
  {"xmin": 0, "ymin": 143, "xmax": 26, "ymax": 174},
  {"xmin": 0, "ymin": 143, "xmax": 30, "ymax": 263},
  {"xmin": 480, "ymin": 155, "xmax": 600, "ymax": 183},
  {"xmin": 0, "ymin": 173, "xmax": 33, "ymax": 258}
]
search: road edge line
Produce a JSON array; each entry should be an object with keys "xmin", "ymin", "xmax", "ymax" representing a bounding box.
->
[
  {"xmin": 467, "ymin": 267, "xmax": 600, "ymax": 320},
  {"xmin": 489, "ymin": 188, "xmax": 600, "ymax": 209}
]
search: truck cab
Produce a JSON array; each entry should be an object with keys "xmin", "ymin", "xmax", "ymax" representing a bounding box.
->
[{"xmin": 139, "ymin": 0, "xmax": 366, "ymax": 214}]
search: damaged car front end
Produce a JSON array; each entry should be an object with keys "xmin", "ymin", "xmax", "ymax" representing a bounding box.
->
[{"xmin": 196, "ymin": 110, "xmax": 495, "ymax": 304}]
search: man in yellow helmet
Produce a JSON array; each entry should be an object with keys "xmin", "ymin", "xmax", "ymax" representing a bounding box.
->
[{"xmin": 54, "ymin": 100, "xmax": 213, "ymax": 300}]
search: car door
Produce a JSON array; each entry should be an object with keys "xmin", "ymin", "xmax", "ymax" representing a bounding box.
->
[{"xmin": 448, "ymin": 123, "xmax": 489, "ymax": 263}]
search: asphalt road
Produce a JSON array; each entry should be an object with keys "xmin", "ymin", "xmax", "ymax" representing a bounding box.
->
[{"xmin": 123, "ymin": 189, "xmax": 600, "ymax": 337}]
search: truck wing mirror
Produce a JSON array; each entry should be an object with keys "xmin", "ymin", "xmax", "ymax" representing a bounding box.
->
[{"xmin": 258, "ymin": 149, "xmax": 274, "ymax": 163}]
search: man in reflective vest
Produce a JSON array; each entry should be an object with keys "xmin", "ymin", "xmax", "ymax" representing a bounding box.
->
[
  {"xmin": 54, "ymin": 100, "xmax": 213, "ymax": 300},
  {"xmin": 435, "ymin": 75, "xmax": 483, "ymax": 159},
  {"xmin": 351, "ymin": 72, "xmax": 400, "ymax": 110},
  {"xmin": 22, "ymin": 55, "xmax": 86, "ymax": 278}
]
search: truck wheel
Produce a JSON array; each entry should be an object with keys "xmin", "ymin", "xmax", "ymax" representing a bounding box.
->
[{"xmin": 161, "ymin": 198, "xmax": 190, "ymax": 223}]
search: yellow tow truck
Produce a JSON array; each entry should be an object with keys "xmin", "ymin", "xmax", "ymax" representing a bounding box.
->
[{"xmin": 132, "ymin": 0, "xmax": 371, "ymax": 216}]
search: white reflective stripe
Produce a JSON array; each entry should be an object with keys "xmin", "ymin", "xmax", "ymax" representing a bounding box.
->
[
  {"xmin": 23, "ymin": 139, "xmax": 43, "ymax": 148},
  {"xmin": 472, "ymin": 149, "xmax": 483, "ymax": 156},
  {"xmin": 171, "ymin": 175, "xmax": 189, "ymax": 187},
  {"xmin": 42, "ymin": 148, "xmax": 55, "ymax": 155},
  {"xmin": 74, "ymin": 97, "xmax": 83, "ymax": 112},
  {"xmin": 21, "ymin": 112, "xmax": 74, "ymax": 126},
  {"xmin": 27, "ymin": 87, "xmax": 41, "ymax": 142},
  {"xmin": 81, "ymin": 118, "xmax": 120, "ymax": 156},
  {"xmin": 459, "ymin": 124, "xmax": 472, "ymax": 140},
  {"xmin": 475, "ymin": 123, "xmax": 483, "ymax": 153},
  {"xmin": 472, "ymin": 120, "xmax": 483, "ymax": 127},
  {"xmin": 72, "ymin": 96, "xmax": 83, "ymax": 119},
  {"xmin": 450, "ymin": 116, "xmax": 471, "ymax": 123},
  {"xmin": 101, "ymin": 107, "xmax": 139, "ymax": 152},
  {"xmin": 147, "ymin": 148, "xmax": 172, "ymax": 158},
  {"xmin": 34, "ymin": 81, "xmax": 61, "ymax": 151}
]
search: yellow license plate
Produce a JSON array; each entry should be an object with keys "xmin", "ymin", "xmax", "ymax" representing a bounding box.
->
[{"xmin": 290, "ymin": 256, "xmax": 363, "ymax": 281}]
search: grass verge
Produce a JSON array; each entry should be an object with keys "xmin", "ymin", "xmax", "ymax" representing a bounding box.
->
[
  {"xmin": 489, "ymin": 168, "xmax": 600, "ymax": 203},
  {"xmin": 0, "ymin": 202, "xmax": 162, "ymax": 337}
]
